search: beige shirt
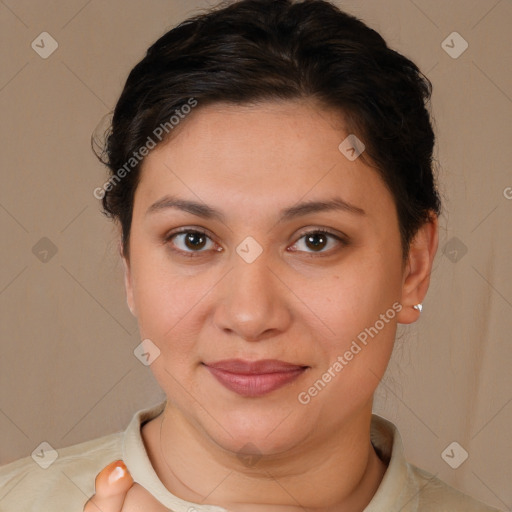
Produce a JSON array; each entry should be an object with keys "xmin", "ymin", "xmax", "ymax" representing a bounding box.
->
[{"xmin": 0, "ymin": 401, "xmax": 501, "ymax": 511}]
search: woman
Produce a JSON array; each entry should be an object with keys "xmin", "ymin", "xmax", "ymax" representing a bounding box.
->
[{"xmin": 0, "ymin": 0, "xmax": 502, "ymax": 510}]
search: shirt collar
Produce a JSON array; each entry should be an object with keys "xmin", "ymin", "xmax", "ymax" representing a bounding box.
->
[{"xmin": 123, "ymin": 401, "xmax": 408, "ymax": 511}]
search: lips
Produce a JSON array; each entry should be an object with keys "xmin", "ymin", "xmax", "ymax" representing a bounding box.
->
[
  {"xmin": 203, "ymin": 359, "xmax": 308, "ymax": 397},
  {"xmin": 205, "ymin": 359, "xmax": 306, "ymax": 374}
]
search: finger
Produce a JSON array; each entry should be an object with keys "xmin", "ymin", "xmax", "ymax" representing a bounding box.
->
[{"xmin": 83, "ymin": 460, "xmax": 134, "ymax": 512}]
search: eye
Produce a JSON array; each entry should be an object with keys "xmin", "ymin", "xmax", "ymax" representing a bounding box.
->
[
  {"xmin": 165, "ymin": 229, "xmax": 218, "ymax": 257},
  {"xmin": 164, "ymin": 228, "xmax": 347, "ymax": 258},
  {"xmin": 289, "ymin": 229, "xmax": 346, "ymax": 255}
]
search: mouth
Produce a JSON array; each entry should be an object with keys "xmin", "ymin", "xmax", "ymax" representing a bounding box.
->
[{"xmin": 202, "ymin": 359, "xmax": 309, "ymax": 397}]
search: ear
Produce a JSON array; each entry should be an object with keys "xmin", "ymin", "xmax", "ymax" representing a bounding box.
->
[
  {"xmin": 119, "ymin": 239, "xmax": 137, "ymax": 317},
  {"xmin": 396, "ymin": 214, "xmax": 439, "ymax": 324}
]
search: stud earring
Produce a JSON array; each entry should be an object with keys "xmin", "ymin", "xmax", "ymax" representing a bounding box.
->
[{"xmin": 413, "ymin": 304, "xmax": 423, "ymax": 312}]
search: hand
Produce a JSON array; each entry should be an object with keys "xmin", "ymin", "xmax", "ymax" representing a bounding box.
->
[
  {"xmin": 83, "ymin": 460, "xmax": 170, "ymax": 511},
  {"xmin": 121, "ymin": 482, "xmax": 171, "ymax": 511},
  {"xmin": 83, "ymin": 460, "xmax": 133, "ymax": 511}
]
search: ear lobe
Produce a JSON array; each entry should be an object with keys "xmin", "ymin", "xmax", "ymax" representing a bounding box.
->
[{"xmin": 396, "ymin": 215, "xmax": 439, "ymax": 324}]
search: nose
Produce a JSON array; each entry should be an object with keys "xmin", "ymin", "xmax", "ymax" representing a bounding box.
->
[{"xmin": 212, "ymin": 251, "xmax": 292, "ymax": 342}]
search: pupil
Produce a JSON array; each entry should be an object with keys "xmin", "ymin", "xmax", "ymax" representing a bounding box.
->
[
  {"xmin": 307, "ymin": 233, "xmax": 326, "ymax": 251},
  {"xmin": 186, "ymin": 232, "xmax": 206, "ymax": 250}
]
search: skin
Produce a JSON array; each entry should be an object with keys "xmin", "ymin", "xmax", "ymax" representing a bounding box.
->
[{"xmin": 85, "ymin": 99, "xmax": 438, "ymax": 512}]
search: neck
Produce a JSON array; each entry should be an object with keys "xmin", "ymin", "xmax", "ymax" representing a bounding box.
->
[{"xmin": 142, "ymin": 402, "xmax": 388, "ymax": 512}]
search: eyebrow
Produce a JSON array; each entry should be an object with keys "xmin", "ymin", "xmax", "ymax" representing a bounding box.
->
[{"xmin": 146, "ymin": 195, "xmax": 366, "ymax": 222}]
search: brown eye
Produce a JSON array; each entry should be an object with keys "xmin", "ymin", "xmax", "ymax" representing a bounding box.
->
[
  {"xmin": 304, "ymin": 232, "xmax": 329, "ymax": 251},
  {"xmin": 290, "ymin": 229, "xmax": 346, "ymax": 255},
  {"xmin": 166, "ymin": 230, "xmax": 215, "ymax": 255},
  {"xmin": 183, "ymin": 231, "xmax": 208, "ymax": 250}
]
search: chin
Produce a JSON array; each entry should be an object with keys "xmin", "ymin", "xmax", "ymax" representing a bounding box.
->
[{"xmin": 201, "ymin": 406, "xmax": 312, "ymax": 457}]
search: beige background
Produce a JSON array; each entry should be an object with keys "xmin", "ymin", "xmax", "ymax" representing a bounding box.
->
[{"xmin": 1, "ymin": 0, "xmax": 511, "ymax": 509}]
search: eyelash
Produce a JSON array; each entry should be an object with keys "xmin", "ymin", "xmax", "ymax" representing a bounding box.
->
[{"xmin": 163, "ymin": 228, "xmax": 348, "ymax": 259}]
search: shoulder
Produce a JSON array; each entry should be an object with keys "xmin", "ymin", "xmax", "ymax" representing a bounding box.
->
[
  {"xmin": 406, "ymin": 463, "xmax": 503, "ymax": 512},
  {"xmin": 368, "ymin": 414, "xmax": 502, "ymax": 512},
  {"xmin": 0, "ymin": 432, "xmax": 123, "ymax": 512}
]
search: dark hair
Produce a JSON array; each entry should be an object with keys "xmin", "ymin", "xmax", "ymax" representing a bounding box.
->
[{"xmin": 94, "ymin": 0, "xmax": 441, "ymax": 261}]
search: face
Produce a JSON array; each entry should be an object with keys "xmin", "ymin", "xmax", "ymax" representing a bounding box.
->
[{"xmin": 123, "ymin": 100, "xmax": 426, "ymax": 456}]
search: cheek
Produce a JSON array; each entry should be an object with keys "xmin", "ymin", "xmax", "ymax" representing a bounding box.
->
[
  {"xmin": 309, "ymin": 250, "xmax": 402, "ymax": 339},
  {"xmin": 129, "ymin": 242, "xmax": 206, "ymax": 336},
  {"xmin": 296, "ymin": 249, "xmax": 401, "ymax": 399},
  {"xmin": 129, "ymin": 257, "xmax": 207, "ymax": 392}
]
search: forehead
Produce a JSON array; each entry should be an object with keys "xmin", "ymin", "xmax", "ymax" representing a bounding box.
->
[{"xmin": 134, "ymin": 100, "xmax": 395, "ymax": 223}]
